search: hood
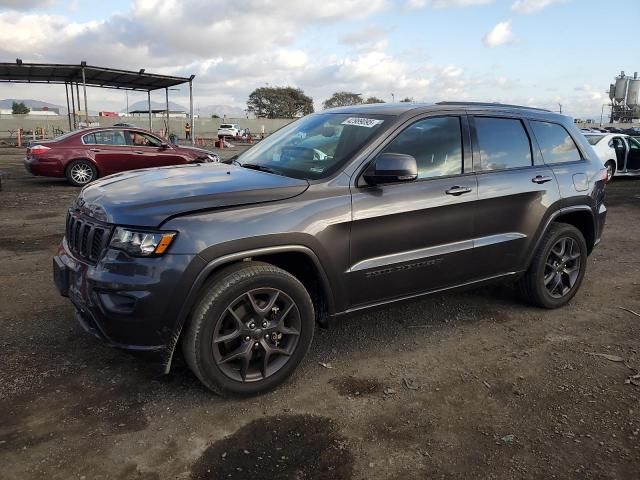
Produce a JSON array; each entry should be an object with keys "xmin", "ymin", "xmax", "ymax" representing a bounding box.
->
[
  {"xmin": 175, "ymin": 145, "xmax": 216, "ymax": 157},
  {"xmin": 75, "ymin": 163, "xmax": 309, "ymax": 227}
]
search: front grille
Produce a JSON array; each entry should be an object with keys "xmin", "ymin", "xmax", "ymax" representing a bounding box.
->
[{"xmin": 65, "ymin": 212, "xmax": 112, "ymax": 263}]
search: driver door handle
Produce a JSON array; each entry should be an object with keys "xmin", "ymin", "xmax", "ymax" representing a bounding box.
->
[
  {"xmin": 89, "ymin": 148, "xmax": 101, "ymax": 152},
  {"xmin": 445, "ymin": 186, "xmax": 472, "ymax": 196},
  {"xmin": 532, "ymin": 175, "xmax": 552, "ymax": 184},
  {"xmin": 133, "ymin": 150, "xmax": 144, "ymax": 154}
]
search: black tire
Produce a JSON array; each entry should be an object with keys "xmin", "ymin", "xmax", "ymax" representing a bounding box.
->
[
  {"xmin": 182, "ymin": 261, "xmax": 314, "ymax": 396},
  {"xmin": 605, "ymin": 160, "xmax": 616, "ymax": 182},
  {"xmin": 518, "ymin": 222, "xmax": 588, "ymax": 309},
  {"xmin": 66, "ymin": 160, "xmax": 97, "ymax": 187}
]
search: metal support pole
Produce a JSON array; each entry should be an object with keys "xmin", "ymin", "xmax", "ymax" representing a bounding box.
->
[
  {"xmin": 189, "ymin": 79, "xmax": 194, "ymax": 145},
  {"xmin": 165, "ymin": 87, "xmax": 170, "ymax": 138},
  {"xmin": 64, "ymin": 82, "xmax": 72, "ymax": 131},
  {"xmin": 81, "ymin": 66, "xmax": 89, "ymax": 125},
  {"xmin": 147, "ymin": 90, "xmax": 152, "ymax": 131},
  {"xmin": 70, "ymin": 82, "xmax": 76, "ymax": 129},
  {"xmin": 75, "ymin": 83, "xmax": 80, "ymax": 123}
]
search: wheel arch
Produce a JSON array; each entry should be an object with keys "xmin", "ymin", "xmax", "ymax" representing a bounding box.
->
[
  {"xmin": 163, "ymin": 245, "xmax": 335, "ymax": 373},
  {"xmin": 526, "ymin": 206, "xmax": 596, "ymax": 271}
]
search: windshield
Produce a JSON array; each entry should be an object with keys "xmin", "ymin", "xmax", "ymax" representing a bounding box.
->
[
  {"xmin": 236, "ymin": 113, "xmax": 389, "ymax": 180},
  {"xmin": 585, "ymin": 135, "xmax": 604, "ymax": 145}
]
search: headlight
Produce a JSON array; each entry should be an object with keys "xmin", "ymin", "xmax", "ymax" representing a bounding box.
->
[
  {"xmin": 207, "ymin": 153, "xmax": 220, "ymax": 162},
  {"xmin": 109, "ymin": 227, "xmax": 177, "ymax": 257}
]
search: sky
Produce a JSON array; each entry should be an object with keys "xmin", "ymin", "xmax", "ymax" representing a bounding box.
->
[{"xmin": 0, "ymin": 0, "xmax": 636, "ymax": 119}]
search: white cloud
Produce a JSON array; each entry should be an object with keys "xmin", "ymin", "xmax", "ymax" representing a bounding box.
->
[
  {"xmin": 339, "ymin": 25, "xmax": 388, "ymax": 53},
  {"xmin": 0, "ymin": 0, "xmax": 608, "ymax": 120},
  {"xmin": 406, "ymin": 0, "xmax": 492, "ymax": 8},
  {"xmin": 0, "ymin": 0, "xmax": 53, "ymax": 10},
  {"xmin": 483, "ymin": 20, "xmax": 516, "ymax": 47},
  {"xmin": 511, "ymin": 0, "xmax": 564, "ymax": 14}
]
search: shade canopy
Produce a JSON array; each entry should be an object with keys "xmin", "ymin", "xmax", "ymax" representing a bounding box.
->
[{"xmin": 0, "ymin": 62, "xmax": 193, "ymax": 91}]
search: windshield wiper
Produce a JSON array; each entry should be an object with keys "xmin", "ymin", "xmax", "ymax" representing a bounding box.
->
[{"xmin": 241, "ymin": 163, "xmax": 278, "ymax": 174}]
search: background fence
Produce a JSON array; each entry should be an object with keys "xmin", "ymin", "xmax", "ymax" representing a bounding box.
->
[{"xmin": 0, "ymin": 114, "xmax": 295, "ymax": 144}]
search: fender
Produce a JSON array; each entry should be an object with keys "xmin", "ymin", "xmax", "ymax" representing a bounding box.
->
[
  {"xmin": 523, "ymin": 205, "xmax": 596, "ymax": 270},
  {"xmin": 163, "ymin": 245, "xmax": 335, "ymax": 373}
]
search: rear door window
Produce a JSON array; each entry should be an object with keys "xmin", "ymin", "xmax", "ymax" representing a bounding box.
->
[
  {"xmin": 83, "ymin": 130, "xmax": 127, "ymax": 146},
  {"xmin": 530, "ymin": 121, "xmax": 581, "ymax": 164},
  {"xmin": 473, "ymin": 117, "xmax": 532, "ymax": 171}
]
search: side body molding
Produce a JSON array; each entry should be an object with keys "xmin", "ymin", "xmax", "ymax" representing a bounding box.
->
[{"xmin": 348, "ymin": 233, "xmax": 527, "ymax": 273}]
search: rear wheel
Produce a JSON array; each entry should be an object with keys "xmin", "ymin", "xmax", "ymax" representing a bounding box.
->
[
  {"xmin": 605, "ymin": 160, "xmax": 616, "ymax": 181},
  {"xmin": 518, "ymin": 222, "xmax": 588, "ymax": 309},
  {"xmin": 182, "ymin": 262, "xmax": 314, "ymax": 396},
  {"xmin": 66, "ymin": 160, "xmax": 97, "ymax": 186}
]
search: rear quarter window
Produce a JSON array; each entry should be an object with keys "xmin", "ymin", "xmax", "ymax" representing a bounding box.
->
[
  {"xmin": 531, "ymin": 121, "xmax": 582, "ymax": 164},
  {"xmin": 586, "ymin": 135, "xmax": 605, "ymax": 145}
]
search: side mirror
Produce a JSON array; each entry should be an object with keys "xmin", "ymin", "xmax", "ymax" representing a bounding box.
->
[
  {"xmin": 160, "ymin": 142, "xmax": 169, "ymax": 150},
  {"xmin": 363, "ymin": 153, "xmax": 418, "ymax": 186}
]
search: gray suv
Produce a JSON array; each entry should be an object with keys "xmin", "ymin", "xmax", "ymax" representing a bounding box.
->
[{"xmin": 53, "ymin": 102, "xmax": 608, "ymax": 396}]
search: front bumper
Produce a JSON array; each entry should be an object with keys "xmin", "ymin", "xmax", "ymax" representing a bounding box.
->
[{"xmin": 53, "ymin": 238, "xmax": 203, "ymax": 363}]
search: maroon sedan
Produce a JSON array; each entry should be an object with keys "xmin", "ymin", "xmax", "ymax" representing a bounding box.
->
[{"xmin": 24, "ymin": 127, "xmax": 219, "ymax": 186}]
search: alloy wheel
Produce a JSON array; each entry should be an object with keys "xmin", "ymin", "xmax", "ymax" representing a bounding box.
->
[
  {"xmin": 543, "ymin": 237, "xmax": 582, "ymax": 298},
  {"xmin": 70, "ymin": 163, "xmax": 93, "ymax": 185},
  {"xmin": 212, "ymin": 288, "xmax": 301, "ymax": 383}
]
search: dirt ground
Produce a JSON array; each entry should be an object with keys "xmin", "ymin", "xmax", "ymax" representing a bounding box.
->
[{"xmin": 1, "ymin": 147, "xmax": 639, "ymax": 480}]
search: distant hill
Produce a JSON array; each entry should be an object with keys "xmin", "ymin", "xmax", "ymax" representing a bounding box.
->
[
  {"xmin": 0, "ymin": 98, "xmax": 65, "ymax": 112},
  {"xmin": 126, "ymin": 100, "xmax": 188, "ymax": 113},
  {"xmin": 0, "ymin": 98, "xmax": 249, "ymax": 118},
  {"xmin": 124, "ymin": 101, "xmax": 248, "ymax": 118}
]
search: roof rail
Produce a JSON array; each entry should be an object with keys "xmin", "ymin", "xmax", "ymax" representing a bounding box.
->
[{"xmin": 436, "ymin": 101, "xmax": 551, "ymax": 112}]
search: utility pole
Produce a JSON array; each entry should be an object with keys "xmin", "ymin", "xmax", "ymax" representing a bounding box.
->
[
  {"xmin": 391, "ymin": 93, "xmax": 395, "ymax": 103},
  {"xmin": 558, "ymin": 103, "xmax": 562, "ymax": 114}
]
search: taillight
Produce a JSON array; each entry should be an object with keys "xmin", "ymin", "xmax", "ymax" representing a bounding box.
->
[{"xmin": 30, "ymin": 145, "xmax": 51, "ymax": 156}]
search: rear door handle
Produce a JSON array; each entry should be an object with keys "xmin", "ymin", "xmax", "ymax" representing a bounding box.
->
[
  {"xmin": 133, "ymin": 150, "xmax": 144, "ymax": 154},
  {"xmin": 532, "ymin": 175, "xmax": 552, "ymax": 184},
  {"xmin": 89, "ymin": 148, "xmax": 100, "ymax": 152},
  {"xmin": 445, "ymin": 186, "xmax": 472, "ymax": 196}
]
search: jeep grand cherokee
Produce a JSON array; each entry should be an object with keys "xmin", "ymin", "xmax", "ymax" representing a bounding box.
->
[{"xmin": 53, "ymin": 102, "xmax": 608, "ymax": 396}]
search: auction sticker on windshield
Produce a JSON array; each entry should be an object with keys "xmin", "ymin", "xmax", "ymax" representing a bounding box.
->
[{"xmin": 341, "ymin": 117, "xmax": 384, "ymax": 128}]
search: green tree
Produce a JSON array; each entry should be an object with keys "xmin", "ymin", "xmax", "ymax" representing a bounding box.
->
[
  {"xmin": 399, "ymin": 97, "xmax": 413, "ymax": 103},
  {"xmin": 211, "ymin": 114, "xmax": 220, "ymax": 118},
  {"xmin": 247, "ymin": 87, "xmax": 314, "ymax": 118},
  {"xmin": 364, "ymin": 96, "xmax": 385, "ymax": 104},
  {"xmin": 12, "ymin": 101, "xmax": 30, "ymax": 114},
  {"xmin": 323, "ymin": 91, "xmax": 363, "ymax": 109}
]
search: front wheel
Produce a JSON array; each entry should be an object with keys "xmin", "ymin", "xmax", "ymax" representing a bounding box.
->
[
  {"xmin": 182, "ymin": 262, "xmax": 314, "ymax": 396},
  {"xmin": 518, "ymin": 222, "xmax": 588, "ymax": 309}
]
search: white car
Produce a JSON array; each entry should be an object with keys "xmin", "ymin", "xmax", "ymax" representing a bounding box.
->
[
  {"xmin": 217, "ymin": 123, "xmax": 241, "ymax": 138},
  {"xmin": 584, "ymin": 133, "xmax": 640, "ymax": 181}
]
